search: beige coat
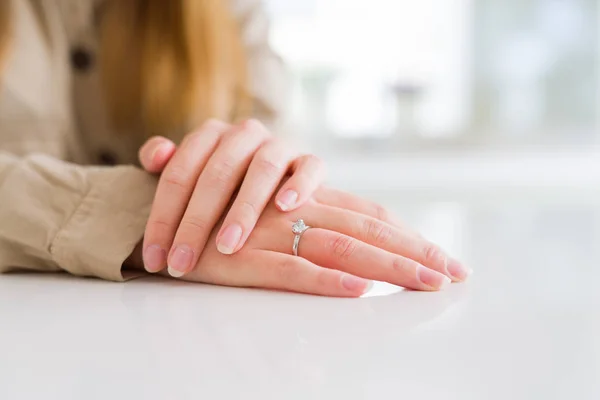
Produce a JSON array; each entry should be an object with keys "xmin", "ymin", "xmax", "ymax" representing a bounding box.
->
[{"xmin": 0, "ymin": 0, "xmax": 286, "ymax": 281}]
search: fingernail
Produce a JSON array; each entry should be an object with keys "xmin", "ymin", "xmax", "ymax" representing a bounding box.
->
[
  {"xmin": 446, "ymin": 258, "xmax": 472, "ymax": 281},
  {"xmin": 341, "ymin": 274, "xmax": 372, "ymax": 293},
  {"xmin": 148, "ymin": 143, "xmax": 169, "ymax": 167},
  {"xmin": 417, "ymin": 265, "xmax": 451, "ymax": 290},
  {"xmin": 150, "ymin": 144, "xmax": 162, "ymax": 161},
  {"xmin": 217, "ymin": 224, "xmax": 243, "ymax": 255},
  {"xmin": 168, "ymin": 245, "xmax": 194, "ymax": 277},
  {"xmin": 143, "ymin": 245, "xmax": 166, "ymax": 272},
  {"xmin": 277, "ymin": 190, "xmax": 298, "ymax": 211},
  {"xmin": 363, "ymin": 280, "xmax": 375, "ymax": 294}
]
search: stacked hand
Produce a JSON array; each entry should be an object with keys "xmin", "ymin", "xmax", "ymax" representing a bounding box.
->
[{"xmin": 134, "ymin": 119, "xmax": 471, "ymax": 297}]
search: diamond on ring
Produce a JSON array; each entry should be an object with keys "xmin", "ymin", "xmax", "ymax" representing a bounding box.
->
[
  {"xmin": 292, "ymin": 219, "xmax": 311, "ymax": 256},
  {"xmin": 292, "ymin": 219, "xmax": 308, "ymax": 234}
]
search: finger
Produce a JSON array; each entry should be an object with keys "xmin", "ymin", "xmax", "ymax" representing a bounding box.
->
[
  {"xmin": 167, "ymin": 119, "xmax": 270, "ymax": 277},
  {"xmin": 143, "ymin": 119, "xmax": 229, "ymax": 273},
  {"xmin": 189, "ymin": 249, "xmax": 372, "ymax": 298},
  {"xmin": 275, "ymin": 154, "xmax": 326, "ymax": 212},
  {"xmin": 138, "ymin": 136, "xmax": 177, "ymax": 174},
  {"xmin": 215, "ymin": 140, "xmax": 294, "ymax": 255},
  {"xmin": 313, "ymin": 188, "xmax": 470, "ymax": 281},
  {"xmin": 313, "ymin": 186, "xmax": 411, "ymax": 231},
  {"xmin": 307, "ymin": 205, "xmax": 471, "ymax": 282},
  {"xmin": 298, "ymin": 228, "xmax": 451, "ymax": 291}
]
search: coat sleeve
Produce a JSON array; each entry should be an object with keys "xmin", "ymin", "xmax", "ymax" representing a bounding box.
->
[{"xmin": 0, "ymin": 152, "xmax": 157, "ymax": 281}]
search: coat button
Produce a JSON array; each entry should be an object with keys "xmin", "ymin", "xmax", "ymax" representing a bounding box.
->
[
  {"xmin": 70, "ymin": 46, "xmax": 94, "ymax": 72},
  {"xmin": 98, "ymin": 150, "xmax": 118, "ymax": 166}
]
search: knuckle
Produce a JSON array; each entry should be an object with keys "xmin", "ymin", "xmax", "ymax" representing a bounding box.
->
[
  {"xmin": 240, "ymin": 118, "xmax": 267, "ymax": 133},
  {"xmin": 330, "ymin": 235, "xmax": 358, "ymax": 261},
  {"xmin": 363, "ymin": 218, "xmax": 393, "ymax": 246},
  {"xmin": 229, "ymin": 124, "xmax": 272, "ymax": 151},
  {"xmin": 315, "ymin": 269, "xmax": 333, "ymax": 290},
  {"xmin": 296, "ymin": 154, "xmax": 325, "ymax": 181},
  {"xmin": 423, "ymin": 244, "xmax": 445, "ymax": 266},
  {"xmin": 179, "ymin": 215, "xmax": 210, "ymax": 234},
  {"xmin": 392, "ymin": 257, "xmax": 417, "ymax": 274},
  {"xmin": 147, "ymin": 218, "xmax": 172, "ymax": 234},
  {"xmin": 205, "ymin": 159, "xmax": 236, "ymax": 188},
  {"xmin": 202, "ymin": 118, "xmax": 226, "ymax": 132},
  {"xmin": 225, "ymin": 126, "xmax": 258, "ymax": 148},
  {"xmin": 182, "ymin": 130, "xmax": 203, "ymax": 146},
  {"xmin": 183, "ymin": 120, "xmax": 225, "ymax": 145},
  {"xmin": 238, "ymin": 200, "xmax": 259, "ymax": 221},
  {"xmin": 226, "ymin": 130, "xmax": 247, "ymax": 146},
  {"xmin": 255, "ymin": 153, "xmax": 285, "ymax": 179},
  {"xmin": 162, "ymin": 167, "xmax": 189, "ymax": 190},
  {"xmin": 274, "ymin": 258, "xmax": 300, "ymax": 285}
]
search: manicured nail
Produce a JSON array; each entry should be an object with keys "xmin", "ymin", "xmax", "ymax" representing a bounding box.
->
[
  {"xmin": 363, "ymin": 280, "xmax": 374, "ymax": 294},
  {"xmin": 446, "ymin": 258, "xmax": 471, "ymax": 281},
  {"xmin": 150, "ymin": 144, "xmax": 162, "ymax": 161},
  {"xmin": 168, "ymin": 245, "xmax": 194, "ymax": 277},
  {"xmin": 341, "ymin": 274, "xmax": 372, "ymax": 293},
  {"xmin": 217, "ymin": 224, "xmax": 243, "ymax": 255},
  {"xmin": 276, "ymin": 190, "xmax": 298, "ymax": 211},
  {"xmin": 417, "ymin": 265, "xmax": 451, "ymax": 290},
  {"xmin": 143, "ymin": 245, "xmax": 166, "ymax": 272}
]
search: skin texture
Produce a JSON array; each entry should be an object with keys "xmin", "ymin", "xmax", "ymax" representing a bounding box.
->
[
  {"xmin": 135, "ymin": 120, "xmax": 471, "ymax": 297},
  {"xmin": 139, "ymin": 119, "xmax": 326, "ymax": 278}
]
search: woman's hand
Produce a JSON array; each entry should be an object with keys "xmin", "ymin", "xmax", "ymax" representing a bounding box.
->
[
  {"xmin": 160, "ymin": 186, "xmax": 470, "ymax": 297},
  {"xmin": 137, "ymin": 125, "xmax": 471, "ymax": 296},
  {"xmin": 138, "ymin": 119, "xmax": 326, "ymax": 278}
]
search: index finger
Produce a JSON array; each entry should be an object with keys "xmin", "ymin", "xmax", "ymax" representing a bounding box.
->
[{"xmin": 142, "ymin": 120, "xmax": 229, "ymax": 273}]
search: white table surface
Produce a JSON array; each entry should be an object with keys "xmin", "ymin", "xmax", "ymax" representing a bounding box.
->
[{"xmin": 1, "ymin": 188, "xmax": 599, "ymax": 400}]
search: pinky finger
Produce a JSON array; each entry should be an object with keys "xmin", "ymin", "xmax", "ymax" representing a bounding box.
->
[
  {"xmin": 275, "ymin": 155, "xmax": 326, "ymax": 212},
  {"xmin": 241, "ymin": 251, "xmax": 372, "ymax": 298},
  {"xmin": 313, "ymin": 186, "xmax": 418, "ymax": 234}
]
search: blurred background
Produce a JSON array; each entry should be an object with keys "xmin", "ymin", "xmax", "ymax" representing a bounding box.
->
[
  {"xmin": 264, "ymin": 0, "xmax": 600, "ymax": 196},
  {"xmin": 262, "ymin": 0, "xmax": 600, "ymax": 269}
]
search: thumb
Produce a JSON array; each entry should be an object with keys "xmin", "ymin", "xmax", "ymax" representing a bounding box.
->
[{"xmin": 138, "ymin": 136, "xmax": 177, "ymax": 174}]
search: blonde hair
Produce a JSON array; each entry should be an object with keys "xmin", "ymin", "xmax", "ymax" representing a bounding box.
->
[
  {"xmin": 100, "ymin": 0, "xmax": 250, "ymax": 136},
  {"xmin": 1, "ymin": 0, "xmax": 251, "ymax": 137},
  {"xmin": 0, "ymin": 2, "xmax": 12, "ymax": 72}
]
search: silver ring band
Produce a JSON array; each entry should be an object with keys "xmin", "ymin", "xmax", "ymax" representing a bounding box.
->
[{"xmin": 292, "ymin": 219, "xmax": 311, "ymax": 256}]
